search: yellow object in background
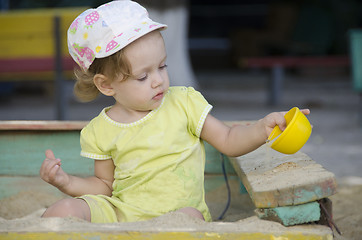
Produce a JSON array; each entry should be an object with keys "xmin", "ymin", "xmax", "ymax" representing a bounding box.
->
[
  {"xmin": 0, "ymin": 8, "xmax": 87, "ymax": 81},
  {"xmin": 0, "ymin": 7, "xmax": 86, "ymax": 59}
]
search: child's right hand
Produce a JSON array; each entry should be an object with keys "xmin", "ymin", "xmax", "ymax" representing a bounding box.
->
[{"xmin": 39, "ymin": 149, "xmax": 70, "ymax": 190}]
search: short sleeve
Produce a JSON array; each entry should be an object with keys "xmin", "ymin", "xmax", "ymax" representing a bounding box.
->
[
  {"xmin": 186, "ymin": 87, "xmax": 213, "ymax": 137},
  {"xmin": 80, "ymin": 122, "xmax": 112, "ymax": 160}
]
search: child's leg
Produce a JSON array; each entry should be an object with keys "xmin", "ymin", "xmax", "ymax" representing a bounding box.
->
[
  {"xmin": 42, "ymin": 198, "xmax": 91, "ymax": 221},
  {"xmin": 177, "ymin": 207, "xmax": 205, "ymax": 220}
]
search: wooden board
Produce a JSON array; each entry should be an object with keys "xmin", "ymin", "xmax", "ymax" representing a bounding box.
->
[
  {"xmin": 229, "ymin": 145, "xmax": 337, "ymax": 208},
  {"xmin": 0, "ymin": 120, "xmax": 87, "ymax": 130}
]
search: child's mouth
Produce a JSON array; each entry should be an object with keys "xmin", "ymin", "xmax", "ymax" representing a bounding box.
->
[{"xmin": 153, "ymin": 92, "xmax": 163, "ymax": 100}]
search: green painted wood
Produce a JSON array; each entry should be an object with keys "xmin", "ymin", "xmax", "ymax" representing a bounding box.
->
[
  {"xmin": 255, "ymin": 201, "xmax": 321, "ymax": 226},
  {"xmin": 0, "ymin": 131, "xmax": 236, "ymax": 176},
  {"xmin": 0, "ymin": 131, "xmax": 93, "ymax": 176}
]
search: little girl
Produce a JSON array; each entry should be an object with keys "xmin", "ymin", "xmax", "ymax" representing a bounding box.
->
[{"xmin": 40, "ymin": 0, "xmax": 309, "ymax": 223}]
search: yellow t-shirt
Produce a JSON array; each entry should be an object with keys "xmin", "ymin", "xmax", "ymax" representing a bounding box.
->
[{"xmin": 79, "ymin": 86, "xmax": 213, "ymax": 223}]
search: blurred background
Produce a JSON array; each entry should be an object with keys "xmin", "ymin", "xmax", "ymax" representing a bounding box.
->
[{"xmin": 0, "ymin": 0, "xmax": 362, "ymax": 177}]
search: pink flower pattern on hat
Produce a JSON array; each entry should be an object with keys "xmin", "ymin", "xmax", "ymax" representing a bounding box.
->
[
  {"xmin": 106, "ymin": 40, "xmax": 119, "ymax": 52},
  {"xmin": 85, "ymin": 11, "xmax": 100, "ymax": 28},
  {"xmin": 72, "ymin": 43, "xmax": 95, "ymax": 67},
  {"xmin": 69, "ymin": 18, "xmax": 79, "ymax": 34}
]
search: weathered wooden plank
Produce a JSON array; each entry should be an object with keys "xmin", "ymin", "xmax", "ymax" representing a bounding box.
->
[
  {"xmin": 229, "ymin": 145, "xmax": 337, "ymax": 208},
  {"xmin": 0, "ymin": 121, "xmax": 87, "ymax": 130}
]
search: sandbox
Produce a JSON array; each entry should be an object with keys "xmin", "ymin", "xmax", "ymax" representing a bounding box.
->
[{"xmin": 0, "ymin": 121, "xmax": 333, "ymax": 239}]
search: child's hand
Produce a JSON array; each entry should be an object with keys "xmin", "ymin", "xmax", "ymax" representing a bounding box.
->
[
  {"xmin": 262, "ymin": 109, "xmax": 310, "ymax": 139},
  {"xmin": 39, "ymin": 149, "xmax": 70, "ymax": 190}
]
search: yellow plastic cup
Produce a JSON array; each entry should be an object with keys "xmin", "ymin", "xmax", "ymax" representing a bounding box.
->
[{"xmin": 267, "ymin": 107, "xmax": 312, "ymax": 154}]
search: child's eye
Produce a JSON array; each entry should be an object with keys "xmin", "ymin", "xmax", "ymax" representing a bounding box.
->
[
  {"xmin": 137, "ymin": 74, "xmax": 147, "ymax": 81},
  {"xmin": 160, "ymin": 64, "xmax": 168, "ymax": 69}
]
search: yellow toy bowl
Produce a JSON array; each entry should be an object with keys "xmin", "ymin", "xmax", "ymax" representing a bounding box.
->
[{"xmin": 267, "ymin": 107, "xmax": 312, "ymax": 154}]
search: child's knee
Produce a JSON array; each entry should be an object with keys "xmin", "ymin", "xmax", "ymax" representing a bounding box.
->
[
  {"xmin": 42, "ymin": 198, "xmax": 90, "ymax": 221},
  {"xmin": 177, "ymin": 207, "xmax": 205, "ymax": 220}
]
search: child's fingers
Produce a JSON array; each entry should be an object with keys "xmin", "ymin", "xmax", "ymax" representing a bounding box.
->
[
  {"xmin": 41, "ymin": 149, "xmax": 60, "ymax": 177},
  {"xmin": 274, "ymin": 112, "xmax": 287, "ymax": 131},
  {"xmin": 45, "ymin": 149, "xmax": 56, "ymax": 160},
  {"xmin": 42, "ymin": 158, "xmax": 60, "ymax": 172},
  {"xmin": 40, "ymin": 158, "xmax": 61, "ymax": 181},
  {"xmin": 47, "ymin": 163, "xmax": 61, "ymax": 182},
  {"xmin": 39, "ymin": 157, "xmax": 51, "ymax": 176},
  {"xmin": 300, "ymin": 108, "xmax": 311, "ymax": 115}
]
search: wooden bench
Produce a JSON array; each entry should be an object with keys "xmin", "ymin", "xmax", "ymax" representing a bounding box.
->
[
  {"xmin": 0, "ymin": 8, "xmax": 85, "ymax": 119},
  {"xmin": 239, "ymin": 56, "xmax": 350, "ymax": 106}
]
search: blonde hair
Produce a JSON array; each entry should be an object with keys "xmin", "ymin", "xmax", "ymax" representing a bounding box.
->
[{"xmin": 73, "ymin": 49, "xmax": 132, "ymax": 102}]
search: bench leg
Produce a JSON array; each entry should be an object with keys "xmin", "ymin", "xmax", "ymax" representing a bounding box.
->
[
  {"xmin": 268, "ymin": 65, "xmax": 284, "ymax": 106},
  {"xmin": 54, "ymin": 15, "xmax": 68, "ymax": 120}
]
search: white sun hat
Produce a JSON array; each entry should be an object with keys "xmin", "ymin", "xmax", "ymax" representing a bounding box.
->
[{"xmin": 67, "ymin": 0, "xmax": 167, "ymax": 70}]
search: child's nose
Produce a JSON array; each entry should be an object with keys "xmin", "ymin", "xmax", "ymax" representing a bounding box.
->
[{"xmin": 151, "ymin": 72, "xmax": 164, "ymax": 88}]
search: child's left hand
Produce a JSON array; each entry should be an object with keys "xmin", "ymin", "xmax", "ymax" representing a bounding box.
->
[{"xmin": 262, "ymin": 109, "xmax": 310, "ymax": 138}]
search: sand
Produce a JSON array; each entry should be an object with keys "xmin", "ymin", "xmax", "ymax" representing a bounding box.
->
[
  {"xmin": 329, "ymin": 177, "xmax": 362, "ymax": 240},
  {"xmin": 1, "ymin": 177, "xmax": 361, "ymax": 239}
]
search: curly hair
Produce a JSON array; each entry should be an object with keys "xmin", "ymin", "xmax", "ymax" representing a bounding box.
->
[{"xmin": 73, "ymin": 49, "xmax": 132, "ymax": 102}]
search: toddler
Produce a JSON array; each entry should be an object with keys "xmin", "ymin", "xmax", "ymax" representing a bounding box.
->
[{"xmin": 40, "ymin": 0, "xmax": 310, "ymax": 223}]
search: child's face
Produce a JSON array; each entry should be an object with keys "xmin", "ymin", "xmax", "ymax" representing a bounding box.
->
[{"xmin": 110, "ymin": 31, "xmax": 170, "ymax": 113}]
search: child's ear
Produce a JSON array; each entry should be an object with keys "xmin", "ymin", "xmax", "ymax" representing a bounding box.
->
[{"xmin": 93, "ymin": 74, "xmax": 114, "ymax": 96}]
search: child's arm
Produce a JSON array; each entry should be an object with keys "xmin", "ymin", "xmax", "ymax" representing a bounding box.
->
[
  {"xmin": 200, "ymin": 110, "xmax": 310, "ymax": 157},
  {"xmin": 39, "ymin": 149, "xmax": 114, "ymax": 197}
]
